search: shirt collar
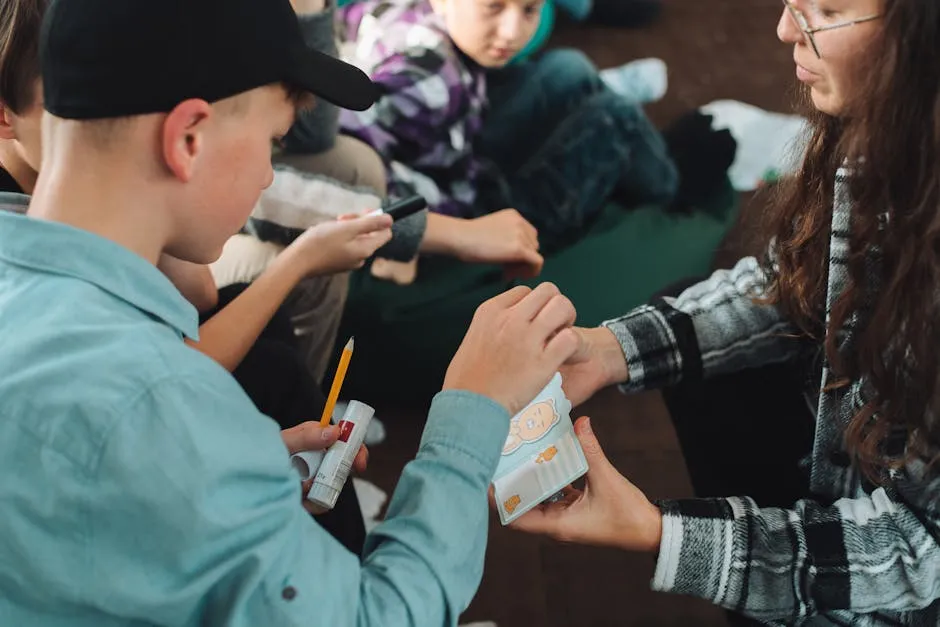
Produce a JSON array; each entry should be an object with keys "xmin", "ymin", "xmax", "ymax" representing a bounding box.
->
[{"xmin": 0, "ymin": 212, "xmax": 200, "ymax": 339}]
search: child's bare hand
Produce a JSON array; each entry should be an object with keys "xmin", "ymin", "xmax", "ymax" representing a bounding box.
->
[
  {"xmin": 281, "ymin": 422, "xmax": 370, "ymax": 515},
  {"xmin": 508, "ymin": 417, "xmax": 662, "ymax": 553},
  {"xmin": 444, "ymin": 283, "xmax": 578, "ymax": 415},
  {"xmin": 457, "ymin": 209, "xmax": 544, "ymax": 278},
  {"xmin": 288, "ymin": 213, "xmax": 393, "ymax": 275},
  {"xmin": 281, "ymin": 421, "xmax": 340, "ymax": 455}
]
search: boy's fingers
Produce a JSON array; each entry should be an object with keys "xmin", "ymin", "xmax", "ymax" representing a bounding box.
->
[
  {"xmin": 353, "ymin": 445, "xmax": 369, "ymax": 473},
  {"xmin": 350, "ymin": 214, "xmax": 393, "ymax": 234}
]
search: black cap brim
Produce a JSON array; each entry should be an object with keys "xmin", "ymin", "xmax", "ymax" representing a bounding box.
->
[{"xmin": 288, "ymin": 47, "xmax": 379, "ymax": 112}]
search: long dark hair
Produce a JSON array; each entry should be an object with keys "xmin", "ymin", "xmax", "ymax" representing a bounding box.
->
[{"xmin": 764, "ymin": 0, "xmax": 940, "ymax": 480}]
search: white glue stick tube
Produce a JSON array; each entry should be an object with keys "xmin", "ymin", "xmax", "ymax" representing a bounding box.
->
[
  {"xmin": 290, "ymin": 450, "xmax": 326, "ymax": 482},
  {"xmin": 307, "ymin": 401, "xmax": 375, "ymax": 511}
]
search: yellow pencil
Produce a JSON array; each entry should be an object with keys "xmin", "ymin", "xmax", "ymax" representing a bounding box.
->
[{"xmin": 320, "ymin": 337, "xmax": 354, "ymax": 426}]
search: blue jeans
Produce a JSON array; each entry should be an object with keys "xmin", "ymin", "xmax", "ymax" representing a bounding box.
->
[{"xmin": 477, "ymin": 49, "xmax": 678, "ymax": 245}]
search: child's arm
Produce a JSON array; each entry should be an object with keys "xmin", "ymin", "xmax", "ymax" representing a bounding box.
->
[
  {"xmin": 185, "ymin": 214, "xmax": 392, "ymax": 372},
  {"xmin": 255, "ymin": 160, "xmax": 543, "ymax": 274},
  {"xmin": 421, "ymin": 210, "xmax": 544, "ymax": 277}
]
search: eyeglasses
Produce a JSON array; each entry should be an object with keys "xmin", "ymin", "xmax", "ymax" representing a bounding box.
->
[{"xmin": 782, "ymin": 0, "xmax": 881, "ymax": 58}]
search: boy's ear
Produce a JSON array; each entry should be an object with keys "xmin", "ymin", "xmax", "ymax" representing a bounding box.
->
[
  {"xmin": 0, "ymin": 104, "xmax": 17, "ymax": 141},
  {"xmin": 161, "ymin": 99, "xmax": 213, "ymax": 183}
]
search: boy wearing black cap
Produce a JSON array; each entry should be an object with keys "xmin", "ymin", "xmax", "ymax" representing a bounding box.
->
[
  {"xmin": 0, "ymin": 0, "xmax": 394, "ymax": 374},
  {"xmin": 0, "ymin": 0, "xmax": 581, "ymax": 625},
  {"xmin": 0, "ymin": 0, "xmax": 382, "ymax": 560}
]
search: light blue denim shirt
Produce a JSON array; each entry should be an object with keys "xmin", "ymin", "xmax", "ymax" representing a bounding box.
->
[{"xmin": 0, "ymin": 210, "xmax": 510, "ymax": 626}]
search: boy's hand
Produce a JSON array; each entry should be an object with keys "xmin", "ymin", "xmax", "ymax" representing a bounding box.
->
[
  {"xmin": 456, "ymin": 209, "xmax": 544, "ymax": 278},
  {"xmin": 444, "ymin": 283, "xmax": 578, "ymax": 416},
  {"xmin": 280, "ymin": 422, "xmax": 369, "ymax": 472},
  {"xmin": 508, "ymin": 417, "xmax": 663, "ymax": 553},
  {"xmin": 281, "ymin": 421, "xmax": 369, "ymax": 515},
  {"xmin": 287, "ymin": 212, "xmax": 393, "ymax": 276},
  {"xmin": 281, "ymin": 421, "xmax": 338, "ymax": 454}
]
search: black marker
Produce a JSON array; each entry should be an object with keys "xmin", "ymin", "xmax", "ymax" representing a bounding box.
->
[{"xmin": 368, "ymin": 195, "xmax": 428, "ymax": 222}]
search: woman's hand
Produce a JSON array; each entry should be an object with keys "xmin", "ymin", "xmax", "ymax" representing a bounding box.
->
[{"xmin": 508, "ymin": 417, "xmax": 662, "ymax": 553}]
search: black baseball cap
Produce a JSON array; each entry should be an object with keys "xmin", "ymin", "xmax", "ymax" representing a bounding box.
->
[{"xmin": 40, "ymin": 0, "xmax": 379, "ymax": 120}]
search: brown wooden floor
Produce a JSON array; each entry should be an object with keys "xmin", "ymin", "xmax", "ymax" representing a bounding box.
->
[{"xmin": 358, "ymin": 2, "xmax": 797, "ymax": 625}]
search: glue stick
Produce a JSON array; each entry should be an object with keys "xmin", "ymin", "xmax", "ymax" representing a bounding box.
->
[
  {"xmin": 291, "ymin": 450, "xmax": 325, "ymax": 482},
  {"xmin": 307, "ymin": 400, "xmax": 375, "ymax": 511}
]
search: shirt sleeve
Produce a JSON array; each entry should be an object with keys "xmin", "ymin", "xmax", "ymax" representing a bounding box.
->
[
  {"xmin": 345, "ymin": 51, "xmax": 453, "ymax": 162},
  {"xmin": 378, "ymin": 208, "xmax": 428, "ymax": 261},
  {"xmin": 602, "ymin": 255, "xmax": 803, "ymax": 392},
  {"xmin": 87, "ymin": 373, "xmax": 509, "ymax": 626},
  {"xmin": 653, "ymin": 477, "xmax": 940, "ymax": 623}
]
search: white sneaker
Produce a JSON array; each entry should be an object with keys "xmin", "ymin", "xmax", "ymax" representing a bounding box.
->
[
  {"xmin": 363, "ymin": 417, "xmax": 387, "ymax": 446},
  {"xmin": 352, "ymin": 478, "xmax": 388, "ymax": 532},
  {"xmin": 600, "ymin": 57, "xmax": 668, "ymax": 104},
  {"xmin": 332, "ymin": 401, "xmax": 387, "ymax": 446}
]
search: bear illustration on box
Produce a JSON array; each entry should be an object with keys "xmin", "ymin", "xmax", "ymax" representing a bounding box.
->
[{"xmin": 502, "ymin": 399, "xmax": 560, "ymax": 455}]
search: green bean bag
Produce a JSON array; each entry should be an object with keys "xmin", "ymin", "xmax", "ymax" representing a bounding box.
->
[{"xmin": 335, "ymin": 184, "xmax": 739, "ymax": 407}]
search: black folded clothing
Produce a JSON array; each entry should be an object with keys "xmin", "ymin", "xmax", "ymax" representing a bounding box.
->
[
  {"xmin": 663, "ymin": 110, "xmax": 738, "ymax": 213},
  {"xmin": 589, "ymin": 0, "xmax": 663, "ymax": 29}
]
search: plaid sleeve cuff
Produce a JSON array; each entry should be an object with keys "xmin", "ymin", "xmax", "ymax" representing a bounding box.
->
[
  {"xmin": 651, "ymin": 498, "xmax": 741, "ymax": 604},
  {"xmin": 601, "ymin": 303, "xmax": 689, "ymax": 393}
]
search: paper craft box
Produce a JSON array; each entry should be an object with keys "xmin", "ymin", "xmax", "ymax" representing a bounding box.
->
[{"xmin": 492, "ymin": 373, "xmax": 589, "ymax": 525}]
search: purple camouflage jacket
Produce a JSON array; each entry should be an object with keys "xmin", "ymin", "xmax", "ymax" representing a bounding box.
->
[{"xmin": 338, "ymin": 0, "xmax": 488, "ymax": 217}]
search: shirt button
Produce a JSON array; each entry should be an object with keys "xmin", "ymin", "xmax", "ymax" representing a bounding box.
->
[
  {"xmin": 828, "ymin": 449, "xmax": 851, "ymax": 468},
  {"xmin": 282, "ymin": 586, "xmax": 297, "ymax": 601}
]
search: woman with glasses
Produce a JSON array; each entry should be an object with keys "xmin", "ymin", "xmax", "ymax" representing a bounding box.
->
[{"xmin": 506, "ymin": 1, "xmax": 940, "ymax": 625}]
